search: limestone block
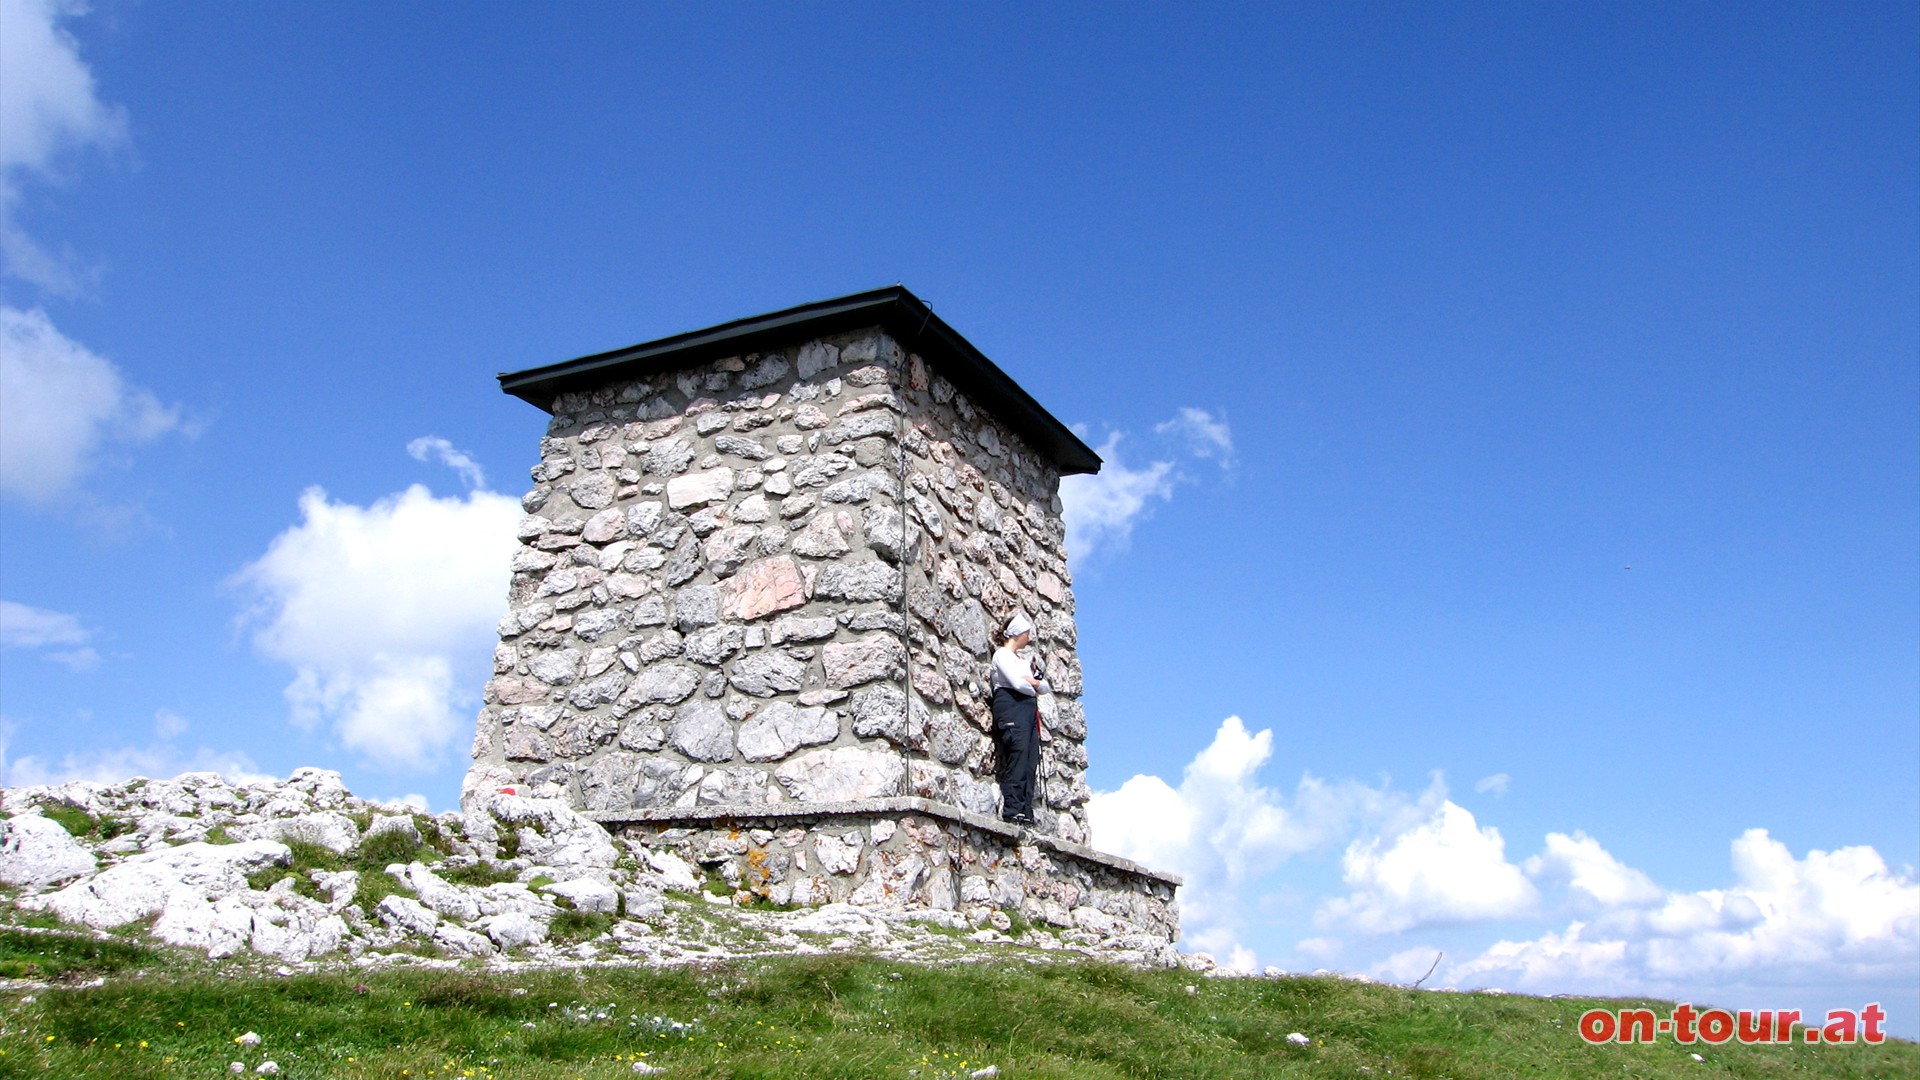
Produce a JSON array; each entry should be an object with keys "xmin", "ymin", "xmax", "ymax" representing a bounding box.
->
[
  {"xmin": 631, "ymin": 760, "xmax": 701, "ymax": 809},
  {"xmin": 738, "ymin": 354, "xmax": 790, "ymax": 389},
  {"xmin": 860, "ymin": 505, "xmax": 912, "ymax": 563},
  {"xmin": 696, "ymin": 767, "xmax": 770, "ymax": 805},
  {"xmin": 528, "ymin": 648, "xmax": 582, "ymax": 686},
  {"xmin": 579, "ymin": 753, "xmax": 638, "ymax": 810},
  {"xmin": 44, "ymin": 840, "xmax": 290, "ymax": 930},
  {"xmin": 674, "ymin": 585, "xmax": 721, "ymax": 630},
  {"xmin": 582, "ymin": 508, "xmax": 626, "ymax": 543},
  {"xmin": 481, "ymin": 910, "xmax": 548, "ymax": 948},
  {"xmin": 816, "ymin": 561, "xmax": 901, "ymax": 603},
  {"xmin": 773, "ymin": 747, "xmax": 905, "ymax": 802},
  {"xmin": 645, "ymin": 438, "xmax": 695, "ymax": 475},
  {"xmin": 728, "ymin": 651, "xmax": 807, "ymax": 696},
  {"xmin": 925, "ymin": 711, "xmax": 974, "ymax": 766},
  {"xmin": 543, "ymin": 877, "xmax": 619, "ymax": 914},
  {"xmin": 947, "ymin": 598, "xmax": 990, "ymax": 656},
  {"xmin": 768, "ymin": 613, "xmax": 835, "ymax": 644},
  {"xmin": 667, "ymin": 701, "xmax": 734, "ymax": 762},
  {"xmin": 737, "ymin": 701, "xmax": 837, "ymax": 762},
  {"xmin": 813, "ymin": 833, "xmax": 863, "ymax": 874},
  {"xmin": 821, "ymin": 468, "xmax": 895, "ymax": 504},
  {"xmin": 796, "ymin": 341, "xmax": 839, "ymax": 378},
  {"xmin": 821, "ymin": 411, "xmax": 896, "ymax": 446},
  {"xmin": 553, "ymin": 713, "xmax": 618, "ymax": 756},
  {"xmin": 572, "ymin": 608, "xmax": 625, "ymax": 642},
  {"xmin": 566, "ymin": 672, "xmax": 628, "ymax": 710},
  {"xmin": 823, "ymin": 634, "xmax": 906, "ymax": 689},
  {"xmin": 702, "ymin": 525, "xmax": 760, "ymax": 576},
  {"xmin": 666, "ymin": 467, "xmax": 735, "ymax": 510},
  {"xmin": 714, "ymin": 434, "xmax": 771, "ymax": 461},
  {"xmin": 570, "ymin": 473, "xmax": 617, "ymax": 510},
  {"xmin": 630, "ymin": 594, "xmax": 669, "ymax": 627},
  {"xmin": 791, "ymin": 510, "xmax": 852, "ymax": 556},
  {"xmin": 0, "ymin": 813, "xmax": 96, "ymax": 887},
  {"xmin": 722, "ymin": 556, "xmax": 807, "ymax": 621},
  {"xmin": 618, "ymin": 663, "xmax": 700, "ymax": 707},
  {"xmin": 682, "ymin": 625, "xmax": 745, "ymax": 666},
  {"xmin": 849, "ymin": 683, "xmax": 911, "ymax": 746}
]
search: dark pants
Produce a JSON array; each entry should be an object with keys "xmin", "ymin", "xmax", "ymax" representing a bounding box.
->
[{"xmin": 991, "ymin": 687, "xmax": 1040, "ymax": 821}]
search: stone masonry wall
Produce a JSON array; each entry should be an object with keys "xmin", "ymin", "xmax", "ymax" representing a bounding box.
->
[
  {"xmin": 464, "ymin": 328, "xmax": 1092, "ymax": 840},
  {"xmin": 602, "ymin": 799, "xmax": 1178, "ymax": 953}
]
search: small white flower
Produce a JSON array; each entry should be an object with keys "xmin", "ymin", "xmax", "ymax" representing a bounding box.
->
[
  {"xmin": 256, "ymin": 1063, "xmax": 281, "ymax": 1076},
  {"xmin": 235, "ymin": 1031, "xmax": 262, "ymax": 1047},
  {"xmin": 632, "ymin": 1063, "xmax": 667, "ymax": 1075},
  {"xmin": 1286, "ymin": 1032, "xmax": 1311, "ymax": 1046},
  {"xmin": 1690, "ymin": 1053, "xmax": 1705, "ymax": 1063},
  {"xmin": 229, "ymin": 1065, "xmax": 245, "ymax": 1076},
  {"xmin": 969, "ymin": 1068, "xmax": 1000, "ymax": 1079}
]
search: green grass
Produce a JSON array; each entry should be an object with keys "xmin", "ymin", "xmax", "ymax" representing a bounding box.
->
[
  {"xmin": 439, "ymin": 860, "xmax": 520, "ymax": 888},
  {"xmin": 35, "ymin": 803, "xmax": 132, "ymax": 842},
  {"xmin": 0, "ymin": 928, "xmax": 158, "ymax": 981},
  {"xmin": 0, "ymin": 948, "xmax": 1911, "ymax": 1079}
]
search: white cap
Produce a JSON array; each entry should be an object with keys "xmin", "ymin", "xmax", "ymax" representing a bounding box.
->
[{"xmin": 1004, "ymin": 613, "xmax": 1034, "ymax": 639}]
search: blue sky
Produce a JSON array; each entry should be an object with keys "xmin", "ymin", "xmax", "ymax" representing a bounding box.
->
[{"xmin": 2, "ymin": 0, "xmax": 1915, "ymax": 1034}]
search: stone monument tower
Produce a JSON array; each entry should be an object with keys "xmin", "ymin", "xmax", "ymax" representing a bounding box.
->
[{"xmin": 465, "ymin": 287, "xmax": 1177, "ymax": 934}]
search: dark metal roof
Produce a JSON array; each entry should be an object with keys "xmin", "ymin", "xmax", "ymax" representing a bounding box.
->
[{"xmin": 498, "ymin": 286, "xmax": 1102, "ymax": 475}]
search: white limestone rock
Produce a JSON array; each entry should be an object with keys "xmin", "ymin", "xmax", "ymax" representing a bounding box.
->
[
  {"xmin": 40, "ymin": 840, "xmax": 290, "ymax": 930},
  {"xmin": 235, "ymin": 811, "xmax": 361, "ymax": 855},
  {"xmin": 813, "ymin": 833, "xmax": 863, "ymax": 875},
  {"xmin": 0, "ymin": 812, "xmax": 97, "ymax": 887},
  {"xmin": 666, "ymin": 468, "xmax": 735, "ymax": 510},
  {"xmin": 667, "ymin": 701, "xmax": 735, "ymax": 762},
  {"xmin": 646, "ymin": 850, "xmax": 701, "ymax": 892},
  {"xmin": 737, "ymin": 701, "xmax": 837, "ymax": 762},
  {"xmin": 822, "ymin": 635, "xmax": 906, "ymax": 689},
  {"xmin": 728, "ymin": 651, "xmax": 807, "ymax": 697},
  {"xmin": 815, "ymin": 561, "xmax": 901, "ymax": 603},
  {"xmin": 543, "ymin": 876, "xmax": 620, "ymax": 914},
  {"xmin": 480, "ymin": 910, "xmax": 548, "ymax": 949},
  {"xmin": 773, "ymin": 747, "xmax": 906, "ymax": 802},
  {"xmin": 463, "ymin": 793, "xmax": 618, "ymax": 875},
  {"xmin": 376, "ymin": 894, "xmax": 440, "ymax": 936}
]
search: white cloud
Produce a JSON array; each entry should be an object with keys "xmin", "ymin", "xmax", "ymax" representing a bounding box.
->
[
  {"xmin": 1061, "ymin": 408, "xmax": 1235, "ymax": 561},
  {"xmin": 408, "ymin": 435, "xmax": 487, "ymax": 490},
  {"xmin": 1153, "ymin": 407, "xmax": 1234, "ymax": 468},
  {"xmin": 0, "ymin": 596, "xmax": 98, "ymax": 669},
  {"xmin": 0, "ymin": 597, "xmax": 84, "ymax": 646},
  {"xmin": 0, "ymin": 306, "xmax": 185, "ymax": 502},
  {"xmin": 4, "ymin": 742, "xmax": 274, "ymax": 788},
  {"xmin": 1318, "ymin": 801, "xmax": 1539, "ymax": 934},
  {"xmin": 233, "ymin": 478, "xmax": 521, "ymax": 771},
  {"xmin": 1089, "ymin": 715, "xmax": 1440, "ymax": 967},
  {"xmin": 1524, "ymin": 830, "xmax": 1664, "ymax": 909},
  {"xmin": 1447, "ymin": 830, "xmax": 1920, "ymax": 1002},
  {"xmin": 0, "ymin": 0, "xmax": 128, "ymax": 293},
  {"xmin": 153, "ymin": 707, "xmax": 188, "ymax": 740},
  {"xmin": 1060, "ymin": 432, "xmax": 1174, "ymax": 560},
  {"xmin": 1473, "ymin": 772, "xmax": 1510, "ymax": 796}
]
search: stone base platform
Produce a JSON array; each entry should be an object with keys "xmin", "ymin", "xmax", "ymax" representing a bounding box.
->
[{"xmin": 591, "ymin": 797, "xmax": 1180, "ymax": 943}]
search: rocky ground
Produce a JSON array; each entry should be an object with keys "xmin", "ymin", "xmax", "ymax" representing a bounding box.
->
[{"xmin": 0, "ymin": 769, "xmax": 1201, "ymax": 979}]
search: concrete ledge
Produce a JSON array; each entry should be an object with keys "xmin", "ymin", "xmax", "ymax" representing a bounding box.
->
[{"xmin": 589, "ymin": 796, "xmax": 1181, "ymax": 888}]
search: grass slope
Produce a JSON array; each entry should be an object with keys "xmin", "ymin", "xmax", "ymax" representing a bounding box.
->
[{"xmin": 0, "ymin": 930, "xmax": 1911, "ymax": 1079}]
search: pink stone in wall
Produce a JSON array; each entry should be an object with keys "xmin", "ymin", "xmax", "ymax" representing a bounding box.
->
[
  {"xmin": 722, "ymin": 555, "xmax": 807, "ymax": 621},
  {"xmin": 488, "ymin": 678, "xmax": 549, "ymax": 705}
]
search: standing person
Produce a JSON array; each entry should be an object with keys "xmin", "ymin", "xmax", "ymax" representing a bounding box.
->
[{"xmin": 989, "ymin": 612, "xmax": 1051, "ymax": 827}]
